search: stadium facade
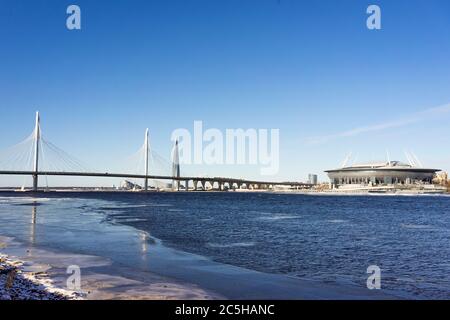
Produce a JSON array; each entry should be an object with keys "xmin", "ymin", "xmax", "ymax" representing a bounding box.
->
[{"xmin": 325, "ymin": 161, "xmax": 440, "ymax": 189}]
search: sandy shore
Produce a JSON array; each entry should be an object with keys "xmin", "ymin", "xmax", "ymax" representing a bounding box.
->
[
  {"xmin": 1, "ymin": 233, "xmax": 402, "ymax": 300},
  {"xmin": 0, "ymin": 236, "xmax": 221, "ymax": 300},
  {"xmin": 0, "ymin": 253, "xmax": 80, "ymax": 300}
]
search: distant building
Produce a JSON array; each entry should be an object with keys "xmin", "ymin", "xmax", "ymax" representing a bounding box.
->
[
  {"xmin": 120, "ymin": 180, "xmax": 142, "ymax": 190},
  {"xmin": 325, "ymin": 161, "xmax": 440, "ymax": 189},
  {"xmin": 433, "ymin": 171, "xmax": 448, "ymax": 185},
  {"xmin": 308, "ymin": 174, "xmax": 318, "ymax": 185}
]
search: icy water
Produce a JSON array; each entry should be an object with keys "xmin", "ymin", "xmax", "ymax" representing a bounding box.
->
[{"xmin": 0, "ymin": 192, "xmax": 449, "ymax": 299}]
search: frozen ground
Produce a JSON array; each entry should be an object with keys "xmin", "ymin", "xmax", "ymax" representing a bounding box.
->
[
  {"xmin": 0, "ymin": 236, "xmax": 220, "ymax": 300},
  {"xmin": 0, "ymin": 252, "xmax": 80, "ymax": 300}
]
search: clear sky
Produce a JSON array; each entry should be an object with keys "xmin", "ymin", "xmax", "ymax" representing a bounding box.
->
[{"xmin": 0, "ymin": 0, "xmax": 449, "ymax": 187}]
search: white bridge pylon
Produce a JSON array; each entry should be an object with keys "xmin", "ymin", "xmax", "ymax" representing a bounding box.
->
[
  {"xmin": 144, "ymin": 128, "xmax": 149, "ymax": 191},
  {"xmin": 32, "ymin": 111, "xmax": 40, "ymax": 191}
]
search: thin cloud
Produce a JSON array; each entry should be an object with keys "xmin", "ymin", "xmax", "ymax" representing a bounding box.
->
[{"xmin": 305, "ymin": 103, "xmax": 450, "ymax": 145}]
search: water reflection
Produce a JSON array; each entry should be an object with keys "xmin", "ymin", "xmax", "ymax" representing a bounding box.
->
[
  {"xmin": 30, "ymin": 201, "xmax": 37, "ymax": 245},
  {"xmin": 140, "ymin": 231, "xmax": 149, "ymax": 264}
]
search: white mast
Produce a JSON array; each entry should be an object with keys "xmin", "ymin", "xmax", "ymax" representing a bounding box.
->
[
  {"xmin": 32, "ymin": 111, "xmax": 40, "ymax": 191},
  {"xmin": 341, "ymin": 151, "xmax": 352, "ymax": 168},
  {"xmin": 404, "ymin": 150, "xmax": 415, "ymax": 167},
  {"xmin": 172, "ymin": 140, "xmax": 180, "ymax": 191},
  {"xmin": 144, "ymin": 128, "xmax": 149, "ymax": 191},
  {"xmin": 411, "ymin": 151, "xmax": 423, "ymax": 168}
]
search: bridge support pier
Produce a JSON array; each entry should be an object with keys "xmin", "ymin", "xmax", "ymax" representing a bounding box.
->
[{"xmin": 32, "ymin": 174, "xmax": 38, "ymax": 192}]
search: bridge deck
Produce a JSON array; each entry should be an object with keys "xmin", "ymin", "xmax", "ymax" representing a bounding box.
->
[{"xmin": 0, "ymin": 170, "xmax": 312, "ymax": 187}]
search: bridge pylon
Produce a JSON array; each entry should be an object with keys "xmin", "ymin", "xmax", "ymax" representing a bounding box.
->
[
  {"xmin": 172, "ymin": 140, "xmax": 180, "ymax": 191},
  {"xmin": 144, "ymin": 128, "xmax": 149, "ymax": 191},
  {"xmin": 32, "ymin": 111, "xmax": 40, "ymax": 191}
]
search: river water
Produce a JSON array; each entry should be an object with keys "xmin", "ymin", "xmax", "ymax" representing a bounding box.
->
[{"xmin": 0, "ymin": 192, "xmax": 449, "ymax": 299}]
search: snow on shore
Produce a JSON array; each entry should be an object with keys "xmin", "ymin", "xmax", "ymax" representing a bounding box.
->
[{"xmin": 0, "ymin": 253, "xmax": 82, "ymax": 300}]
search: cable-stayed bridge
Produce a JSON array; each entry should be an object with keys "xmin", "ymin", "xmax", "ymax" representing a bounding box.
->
[{"xmin": 0, "ymin": 112, "xmax": 312, "ymax": 192}]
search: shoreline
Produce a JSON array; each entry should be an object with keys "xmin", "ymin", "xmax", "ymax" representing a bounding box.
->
[
  {"xmin": 0, "ymin": 232, "xmax": 403, "ymax": 300},
  {"xmin": 0, "ymin": 188, "xmax": 448, "ymax": 196},
  {"xmin": 0, "ymin": 236, "xmax": 80, "ymax": 300},
  {"xmin": 0, "ymin": 236, "xmax": 221, "ymax": 300}
]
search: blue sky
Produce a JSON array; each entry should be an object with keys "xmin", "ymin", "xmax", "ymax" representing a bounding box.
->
[{"xmin": 0, "ymin": 0, "xmax": 450, "ymax": 186}]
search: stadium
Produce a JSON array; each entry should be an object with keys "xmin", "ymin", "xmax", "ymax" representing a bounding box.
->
[{"xmin": 325, "ymin": 160, "xmax": 441, "ymax": 189}]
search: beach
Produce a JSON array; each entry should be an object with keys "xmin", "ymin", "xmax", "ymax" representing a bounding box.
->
[
  {"xmin": 0, "ymin": 234, "xmax": 397, "ymax": 300},
  {"xmin": 1, "ymin": 240, "xmax": 77, "ymax": 300},
  {"xmin": 0, "ymin": 235, "xmax": 220, "ymax": 300}
]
